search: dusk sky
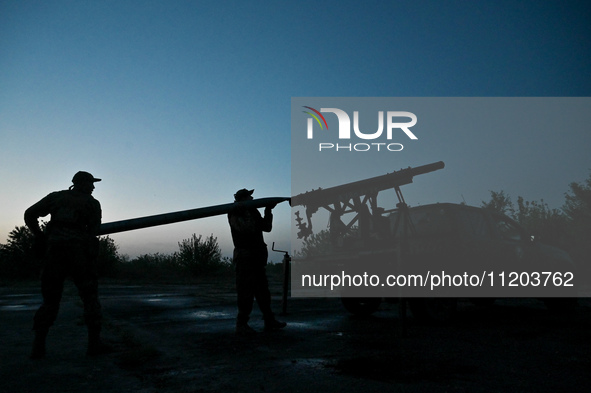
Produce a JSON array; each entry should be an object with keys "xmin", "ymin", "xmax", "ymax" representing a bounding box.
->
[{"xmin": 1, "ymin": 1, "xmax": 590, "ymax": 259}]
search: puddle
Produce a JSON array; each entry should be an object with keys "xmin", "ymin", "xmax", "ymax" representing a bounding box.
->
[
  {"xmin": 0, "ymin": 304, "xmax": 38, "ymax": 311},
  {"xmin": 0, "ymin": 293, "xmax": 41, "ymax": 311},
  {"xmin": 285, "ymin": 358, "xmax": 333, "ymax": 370},
  {"xmin": 189, "ymin": 310, "xmax": 232, "ymax": 319},
  {"xmin": 2, "ymin": 293, "xmax": 38, "ymax": 298},
  {"xmin": 284, "ymin": 321, "xmax": 316, "ymax": 329},
  {"xmin": 282, "ymin": 320, "xmax": 339, "ymax": 331},
  {"xmin": 135, "ymin": 294, "xmax": 195, "ymax": 308}
]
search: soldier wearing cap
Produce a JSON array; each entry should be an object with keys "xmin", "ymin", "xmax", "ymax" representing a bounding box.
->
[
  {"xmin": 25, "ymin": 171, "xmax": 108, "ymax": 358},
  {"xmin": 228, "ymin": 188, "xmax": 286, "ymax": 334}
]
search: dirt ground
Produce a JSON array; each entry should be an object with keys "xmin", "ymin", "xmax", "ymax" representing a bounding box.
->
[{"xmin": 1, "ymin": 275, "xmax": 590, "ymax": 393}]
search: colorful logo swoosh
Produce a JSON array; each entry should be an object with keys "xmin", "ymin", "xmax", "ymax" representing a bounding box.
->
[{"xmin": 302, "ymin": 106, "xmax": 328, "ymax": 129}]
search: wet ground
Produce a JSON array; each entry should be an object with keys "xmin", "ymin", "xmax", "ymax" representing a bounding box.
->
[{"xmin": 1, "ymin": 277, "xmax": 590, "ymax": 392}]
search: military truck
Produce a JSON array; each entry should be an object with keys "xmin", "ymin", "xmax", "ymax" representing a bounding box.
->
[
  {"xmin": 291, "ymin": 162, "xmax": 578, "ymax": 322},
  {"xmin": 339, "ymin": 202, "xmax": 578, "ymax": 321}
]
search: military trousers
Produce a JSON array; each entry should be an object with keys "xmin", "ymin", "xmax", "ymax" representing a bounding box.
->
[
  {"xmin": 235, "ymin": 263, "xmax": 274, "ymax": 325},
  {"xmin": 33, "ymin": 242, "xmax": 102, "ymax": 332}
]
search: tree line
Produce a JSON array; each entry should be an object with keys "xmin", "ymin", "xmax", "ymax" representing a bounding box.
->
[
  {"xmin": 480, "ymin": 173, "xmax": 590, "ymax": 267},
  {"xmin": 0, "ymin": 230, "xmax": 234, "ymax": 281}
]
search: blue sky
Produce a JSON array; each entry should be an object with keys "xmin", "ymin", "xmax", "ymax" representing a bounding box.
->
[{"xmin": 1, "ymin": 1, "xmax": 590, "ymax": 259}]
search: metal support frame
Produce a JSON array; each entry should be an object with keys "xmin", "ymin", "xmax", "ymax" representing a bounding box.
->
[
  {"xmin": 290, "ymin": 161, "xmax": 444, "ymax": 331},
  {"xmin": 391, "ymin": 185, "xmax": 416, "ymax": 336},
  {"xmin": 272, "ymin": 242, "xmax": 291, "ymax": 315}
]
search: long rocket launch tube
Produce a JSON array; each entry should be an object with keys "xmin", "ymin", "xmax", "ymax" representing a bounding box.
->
[{"xmin": 98, "ymin": 197, "xmax": 291, "ymax": 236}]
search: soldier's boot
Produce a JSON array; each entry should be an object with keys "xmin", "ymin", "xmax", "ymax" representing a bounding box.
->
[
  {"xmin": 236, "ymin": 322, "xmax": 257, "ymax": 335},
  {"xmin": 30, "ymin": 329, "xmax": 48, "ymax": 359},
  {"xmin": 264, "ymin": 318, "xmax": 287, "ymax": 332},
  {"xmin": 236, "ymin": 315, "xmax": 256, "ymax": 335},
  {"xmin": 86, "ymin": 326, "xmax": 112, "ymax": 356}
]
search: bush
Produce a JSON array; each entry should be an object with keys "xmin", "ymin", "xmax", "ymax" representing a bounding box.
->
[
  {"xmin": 294, "ymin": 229, "xmax": 333, "ymax": 258},
  {"xmin": 116, "ymin": 253, "xmax": 180, "ymax": 281},
  {"xmin": 97, "ymin": 236, "xmax": 123, "ymax": 277},
  {"xmin": 0, "ymin": 226, "xmax": 39, "ymax": 280},
  {"xmin": 176, "ymin": 234, "xmax": 231, "ymax": 276}
]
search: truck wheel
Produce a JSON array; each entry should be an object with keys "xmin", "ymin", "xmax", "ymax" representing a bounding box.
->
[
  {"xmin": 341, "ymin": 297, "xmax": 382, "ymax": 316},
  {"xmin": 408, "ymin": 298, "xmax": 457, "ymax": 323}
]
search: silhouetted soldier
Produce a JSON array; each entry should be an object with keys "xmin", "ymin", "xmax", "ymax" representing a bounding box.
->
[
  {"xmin": 228, "ymin": 189, "xmax": 286, "ymax": 334},
  {"xmin": 25, "ymin": 171, "xmax": 109, "ymax": 358}
]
